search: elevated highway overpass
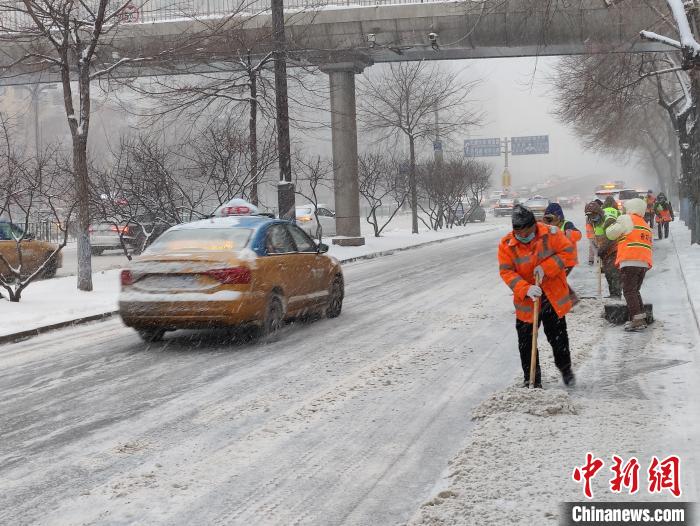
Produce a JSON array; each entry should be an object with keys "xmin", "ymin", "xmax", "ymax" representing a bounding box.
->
[{"xmin": 0, "ymin": 0, "xmax": 671, "ymax": 243}]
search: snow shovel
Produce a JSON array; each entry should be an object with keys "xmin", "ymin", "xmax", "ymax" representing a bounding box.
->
[
  {"xmin": 528, "ymin": 274, "xmax": 542, "ymax": 389},
  {"xmin": 597, "ymin": 256, "xmax": 602, "ymax": 300}
]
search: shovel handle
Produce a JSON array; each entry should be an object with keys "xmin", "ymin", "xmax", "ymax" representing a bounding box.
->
[{"xmin": 528, "ymin": 274, "xmax": 541, "ymax": 388}]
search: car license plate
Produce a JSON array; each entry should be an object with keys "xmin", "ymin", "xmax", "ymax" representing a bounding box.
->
[{"xmin": 137, "ymin": 274, "xmax": 203, "ymax": 291}]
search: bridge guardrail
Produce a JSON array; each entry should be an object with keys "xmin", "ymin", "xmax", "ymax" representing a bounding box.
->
[{"xmin": 1, "ymin": 0, "xmax": 445, "ymax": 30}]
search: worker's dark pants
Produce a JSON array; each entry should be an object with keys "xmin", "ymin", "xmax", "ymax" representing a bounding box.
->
[
  {"xmin": 621, "ymin": 266, "xmax": 647, "ymax": 319},
  {"xmin": 516, "ymin": 295, "xmax": 572, "ymax": 384},
  {"xmin": 588, "ymin": 240, "xmax": 595, "ymax": 264},
  {"xmin": 602, "ymin": 256, "xmax": 622, "ymax": 297},
  {"xmin": 657, "ymin": 221, "xmax": 670, "ymax": 239},
  {"xmin": 645, "ymin": 212, "xmax": 655, "ymax": 229}
]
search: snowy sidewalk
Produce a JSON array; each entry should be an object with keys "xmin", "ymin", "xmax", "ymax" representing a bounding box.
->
[
  {"xmin": 671, "ymin": 225, "xmax": 700, "ymax": 332},
  {"xmin": 409, "ymin": 223, "xmax": 700, "ymax": 525},
  {"xmin": 0, "ymin": 220, "xmax": 503, "ymax": 341}
]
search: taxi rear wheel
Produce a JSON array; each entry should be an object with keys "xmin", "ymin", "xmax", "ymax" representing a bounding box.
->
[
  {"xmin": 137, "ymin": 328, "xmax": 165, "ymax": 343},
  {"xmin": 326, "ymin": 277, "xmax": 344, "ymax": 318},
  {"xmin": 262, "ymin": 294, "xmax": 284, "ymax": 341}
]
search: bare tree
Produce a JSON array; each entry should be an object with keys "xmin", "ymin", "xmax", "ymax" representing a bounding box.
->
[
  {"xmin": 358, "ymin": 151, "xmax": 408, "ymax": 237},
  {"xmin": 417, "ymin": 157, "xmax": 491, "ymax": 230},
  {"xmin": 91, "ymin": 132, "xmax": 209, "ymax": 259},
  {"xmin": 292, "ymin": 153, "xmax": 333, "ymax": 242},
  {"xmin": 0, "ymin": 115, "xmax": 74, "ymax": 301},
  {"xmin": 0, "ymin": 0, "xmax": 163, "ymax": 290},
  {"xmin": 184, "ymin": 117, "xmax": 278, "ymax": 210},
  {"xmin": 551, "ymin": 53, "xmax": 682, "ymax": 194},
  {"xmin": 358, "ymin": 62, "xmax": 482, "ymax": 234},
  {"xmin": 638, "ymin": 0, "xmax": 700, "ymax": 242}
]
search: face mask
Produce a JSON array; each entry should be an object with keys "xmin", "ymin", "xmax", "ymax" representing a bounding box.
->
[
  {"xmin": 590, "ymin": 215, "xmax": 601, "ymax": 223},
  {"xmin": 515, "ymin": 231, "xmax": 536, "ymax": 243}
]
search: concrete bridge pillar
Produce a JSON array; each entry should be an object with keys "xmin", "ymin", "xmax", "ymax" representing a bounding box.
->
[{"xmin": 321, "ymin": 59, "xmax": 371, "ymax": 247}]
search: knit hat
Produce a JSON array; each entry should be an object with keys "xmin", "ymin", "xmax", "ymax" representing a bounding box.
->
[
  {"xmin": 544, "ymin": 202, "xmax": 564, "ymax": 219},
  {"xmin": 585, "ymin": 201, "xmax": 603, "ymax": 216},
  {"xmin": 512, "ymin": 204, "xmax": 536, "ymax": 229},
  {"xmin": 623, "ymin": 198, "xmax": 646, "ymax": 216}
]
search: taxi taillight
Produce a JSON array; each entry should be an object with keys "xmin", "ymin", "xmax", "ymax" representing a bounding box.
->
[
  {"xmin": 297, "ymin": 215, "xmax": 313, "ymax": 222},
  {"xmin": 120, "ymin": 270, "xmax": 134, "ymax": 287},
  {"xmin": 205, "ymin": 267, "xmax": 252, "ymax": 284}
]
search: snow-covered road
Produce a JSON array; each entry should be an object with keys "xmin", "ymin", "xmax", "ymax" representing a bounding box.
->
[{"xmin": 1, "ymin": 225, "xmax": 526, "ymax": 525}]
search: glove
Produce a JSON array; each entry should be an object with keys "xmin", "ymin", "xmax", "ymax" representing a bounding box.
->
[
  {"xmin": 533, "ymin": 265, "xmax": 545, "ymax": 282},
  {"xmin": 526, "ymin": 285, "xmax": 542, "ymax": 300}
]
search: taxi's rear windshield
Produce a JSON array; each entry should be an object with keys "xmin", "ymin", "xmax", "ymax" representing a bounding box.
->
[{"xmin": 146, "ymin": 228, "xmax": 252, "ymax": 253}]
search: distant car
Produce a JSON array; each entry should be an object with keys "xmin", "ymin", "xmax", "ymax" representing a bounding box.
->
[
  {"xmin": 118, "ymin": 216, "xmax": 344, "ymax": 342},
  {"xmin": 494, "ymin": 197, "xmax": 519, "ymax": 217},
  {"xmin": 296, "ymin": 204, "xmax": 336, "ymax": 238},
  {"xmin": 618, "ymin": 189, "xmax": 639, "ymax": 201},
  {"xmin": 523, "ymin": 197, "xmax": 550, "ymax": 220},
  {"xmin": 0, "ymin": 220, "xmax": 62, "ymax": 278},
  {"xmin": 89, "ymin": 222, "xmax": 135, "ymax": 255},
  {"xmin": 558, "ymin": 196, "xmax": 573, "ymax": 208},
  {"xmin": 453, "ymin": 201, "xmax": 486, "ymax": 224}
]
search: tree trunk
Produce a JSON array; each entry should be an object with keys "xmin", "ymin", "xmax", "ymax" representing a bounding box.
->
[
  {"xmin": 249, "ymin": 64, "xmax": 259, "ymax": 206},
  {"xmin": 408, "ymin": 136, "xmax": 418, "ymax": 234},
  {"xmin": 74, "ymin": 136, "xmax": 93, "ymax": 291}
]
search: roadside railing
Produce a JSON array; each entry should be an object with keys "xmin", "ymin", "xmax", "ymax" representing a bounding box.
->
[{"xmin": 1, "ymin": 0, "xmax": 444, "ymax": 29}]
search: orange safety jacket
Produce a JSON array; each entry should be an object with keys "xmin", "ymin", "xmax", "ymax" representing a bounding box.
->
[
  {"xmin": 646, "ymin": 195, "xmax": 656, "ymax": 213},
  {"xmin": 585, "ymin": 222, "xmax": 594, "ymax": 240},
  {"xmin": 615, "ymin": 214, "xmax": 653, "ymax": 269},
  {"xmin": 561, "ymin": 220, "xmax": 582, "ymax": 266},
  {"xmin": 656, "ymin": 208, "xmax": 672, "ymax": 222},
  {"xmin": 498, "ymin": 223, "xmax": 577, "ymax": 323}
]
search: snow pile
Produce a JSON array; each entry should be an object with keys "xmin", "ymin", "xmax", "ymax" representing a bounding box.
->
[
  {"xmin": 408, "ymin": 257, "xmax": 699, "ymax": 526},
  {"xmin": 0, "ymin": 270, "xmax": 121, "ymax": 338},
  {"xmin": 472, "ymin": 386, "xmax": 577, "ymax": 420}
]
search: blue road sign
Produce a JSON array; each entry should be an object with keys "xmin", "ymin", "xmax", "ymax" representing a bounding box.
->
[
  {"xmin": 433, "ymin": 141, "xmax": 443, "ymax": 152},
  {"xmin": 511, "ymin": 135, "xmax": 549, "ymax": 155},
  {"xmin": 464, "ymin": 138, "xmax": 501, "ymax": 157}
]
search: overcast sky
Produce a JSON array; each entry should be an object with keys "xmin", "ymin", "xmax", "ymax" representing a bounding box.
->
[{"xmin": 449, "ymin": 56, "xmax": 650, "ymax": 189}]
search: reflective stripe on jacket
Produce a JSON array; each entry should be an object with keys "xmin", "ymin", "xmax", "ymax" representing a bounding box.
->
[
  {"xmin": 615, "ymin": 214, "xmax": 653, "ymax": 269},
  {"xmin": 498, "ymin": 223, "xmax": 577, "ymax": 323}
]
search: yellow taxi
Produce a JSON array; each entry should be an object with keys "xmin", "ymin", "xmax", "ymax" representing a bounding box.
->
[
  {"xmin": 0, "ymin": 219, "xmax": 63, "ymax": 279},
  {"xmin": 118, "ymin": 216, "xmax": 344, "ymax": 342}
]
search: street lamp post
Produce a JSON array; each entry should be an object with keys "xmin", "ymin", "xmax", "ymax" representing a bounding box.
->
[
  {"xmin": 271, "ymin": 0, "xmax": 295, "ymax": 221},
  {"xmin": 14, "ymin": 82, "xmax": 56, "ymax": 155}
]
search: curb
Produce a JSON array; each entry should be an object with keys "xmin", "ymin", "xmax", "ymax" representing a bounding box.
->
[
  {"xmin": 671, "ymin": 231, "xmax": 700, "ymax": 334},
  {"xmin": 1, "ymin": 225, "xmax": 501, "ymax": 345},
  {"xmin": 337, "ymin": 226, "xmax": 500, "ymax": 264},
  {"xmin": 0, "ymin": 311, "xmax": 119, "ymax": 346}
]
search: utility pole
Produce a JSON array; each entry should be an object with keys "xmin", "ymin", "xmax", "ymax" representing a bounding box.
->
[
  {"xmin": 433, "ymin": 103, "xmax": 443, "ymax": 164},
  {"xmin": 502, "ymin": 136, "xmax": 512, "ymax": 194},
  {"xmin": 271, "ymin": 0, "xmax": 295, "ymax": 221}
]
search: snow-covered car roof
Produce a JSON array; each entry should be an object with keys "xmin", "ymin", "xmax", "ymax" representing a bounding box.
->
[{"xmin": 168, "ymin": 216, "xmax": 272, "ymax": 231}]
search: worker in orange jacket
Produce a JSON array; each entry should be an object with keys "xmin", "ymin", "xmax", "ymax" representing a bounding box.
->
[
  {"xmin": 498, "ymin": 205, "xmax": 577, "ymax": 388},
  {"xmin": 605, "ymin": 198, "xmax": 653, "ymax": 331},
  {"xmin": 543, "ymin": 202, "xmax": 582, "ymax": 270},
  {"xmin": 654, "ymin": 193, "xmax": 674, "ymax": 240}
]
